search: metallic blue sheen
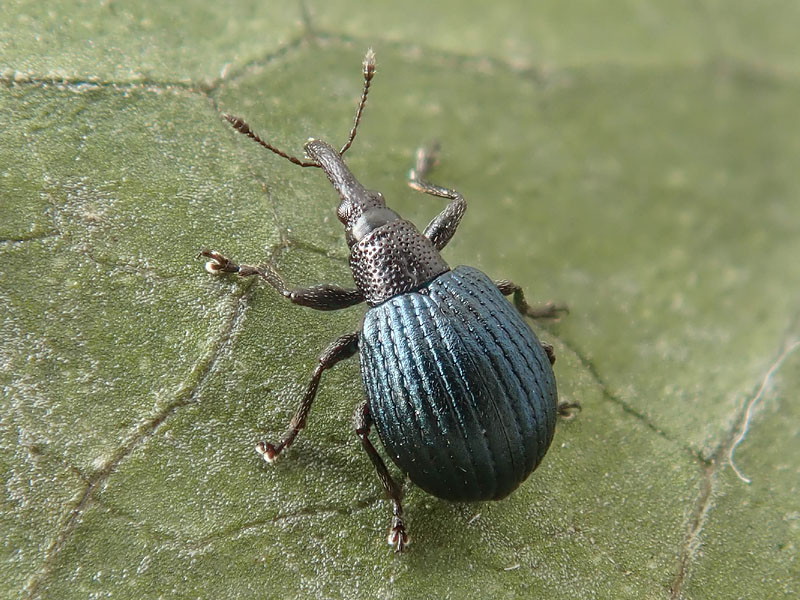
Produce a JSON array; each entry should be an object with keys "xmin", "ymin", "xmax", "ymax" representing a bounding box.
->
[{"xmin": 359, "ymin": 265, "xmax": 558, "ymax": 501}]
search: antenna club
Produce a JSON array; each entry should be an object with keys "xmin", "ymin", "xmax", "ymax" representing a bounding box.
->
[{"xmin": 363, "ymin": 48, "xmax": 376, "ymax": 80}]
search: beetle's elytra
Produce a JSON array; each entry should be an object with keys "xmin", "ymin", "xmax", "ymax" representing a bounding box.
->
[{"xmin": 200, "ymin": 49, "xmax": 573, "ymax": 552}]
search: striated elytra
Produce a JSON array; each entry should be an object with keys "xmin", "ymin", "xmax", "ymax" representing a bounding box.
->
[
  {"xmin": 200, "ymin": 49, "xmax": 572, "ymax": 552},
  {"xmin": 361, "ymin": 266, "xmax": 558, "ymax": 503}
]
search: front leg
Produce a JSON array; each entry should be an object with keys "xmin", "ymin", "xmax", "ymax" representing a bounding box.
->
[
  {"xmin": 199, "ymin": 250, "xmax": 364, "ymax": 311},
  {"xmin": 407, "ymin": 144, "xmax": 466, "ymax": 251}
]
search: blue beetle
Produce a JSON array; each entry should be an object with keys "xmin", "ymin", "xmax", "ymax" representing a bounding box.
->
[{"xmin": 201, "ymin": 49, "xmax": 573, "ymax": 551}]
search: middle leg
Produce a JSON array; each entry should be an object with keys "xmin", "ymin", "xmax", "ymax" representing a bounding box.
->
[{"xmin": 255, "ymin": 331, "xmax": 359, "ymax": 462}]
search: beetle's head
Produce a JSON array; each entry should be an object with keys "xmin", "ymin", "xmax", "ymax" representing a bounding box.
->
[{"xmin": 305, "ymin": 139, "xmax": 400, "ymax": 247}]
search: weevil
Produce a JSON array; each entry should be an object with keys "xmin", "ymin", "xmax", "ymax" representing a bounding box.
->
[{"xmin": 200, "ymin": 49, "xmax": 575, "ymax": 551}]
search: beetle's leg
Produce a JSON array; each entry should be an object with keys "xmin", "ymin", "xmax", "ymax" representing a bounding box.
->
[
  {"xmin": 494, "ymin": 279, "xmax": 568, "ymax": 320},
  {"xmin": 354, "ymin": 401, "xmax": 409, "ymax": 552},
  {"xmin": 407, "ymin": 143, "xmax": 467, "ymax": 251},
  {"xmin": 255, "ymin": 332, "xmax": 360, "ymax": 462},
  {"xmin": 557, "ymin": 402, "xmax": 582, "ymax": 418},
  {"xmin": 540, "ymin": 342, "xmax": 557, "ymax": 365},
  {"xmin": 199, "ymin": 250, "xmax": 364, "ymax": 311}
]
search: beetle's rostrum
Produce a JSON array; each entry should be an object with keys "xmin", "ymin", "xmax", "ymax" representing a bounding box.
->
[{"xmin": 200, "ymin": 49, "xmax": 575, "ymax": 552}]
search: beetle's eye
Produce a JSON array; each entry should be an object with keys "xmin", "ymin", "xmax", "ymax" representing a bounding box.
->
[{"xmin": 337, "ymin": 201, "xmax": 352, "ymax": 223}]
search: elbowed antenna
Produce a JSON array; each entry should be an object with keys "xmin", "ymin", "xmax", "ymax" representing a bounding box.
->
[{"xmin": 222, "ymin": 48, "xmax": 377, "ymax": 167}]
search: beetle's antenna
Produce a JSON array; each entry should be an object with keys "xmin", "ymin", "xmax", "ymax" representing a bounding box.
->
[
  {"xmin": 339, "ymin": 48, "xmax": 376, "ymax": 157},
  {"xmin": 224, "ymin": 114, "xmax": 320, "ymax": 168}
]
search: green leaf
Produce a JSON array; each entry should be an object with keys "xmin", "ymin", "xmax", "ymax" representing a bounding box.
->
[{"xmin": 2, "ymin": 2, "xmax": 799, "ymax": 599}]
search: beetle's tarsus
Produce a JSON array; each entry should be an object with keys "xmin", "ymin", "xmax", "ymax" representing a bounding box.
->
[
  {"xmin": 199, "ymin": 249, "xmax": 240, "ymax": 274},
  {"xmin": 557, "ymin": 402, "xmax": 581, "ymax": 419},
  {"xmin": 409, "ymin": 142, "xmax": 441, "ymax": 182},
  {"xmin": 541, "ymin": 342, "xmax": 556, "ymax": 365},
  {"xmin": 255, "ymin": 441, "xmax": 280, "ymax": 463},
  {"xmin": 521, "ymin": 300, "xmax": 569, "ymax": 320},
  {"xmin": 388, "ymin": 518, "xmax": 409, "ymax": 552}
]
